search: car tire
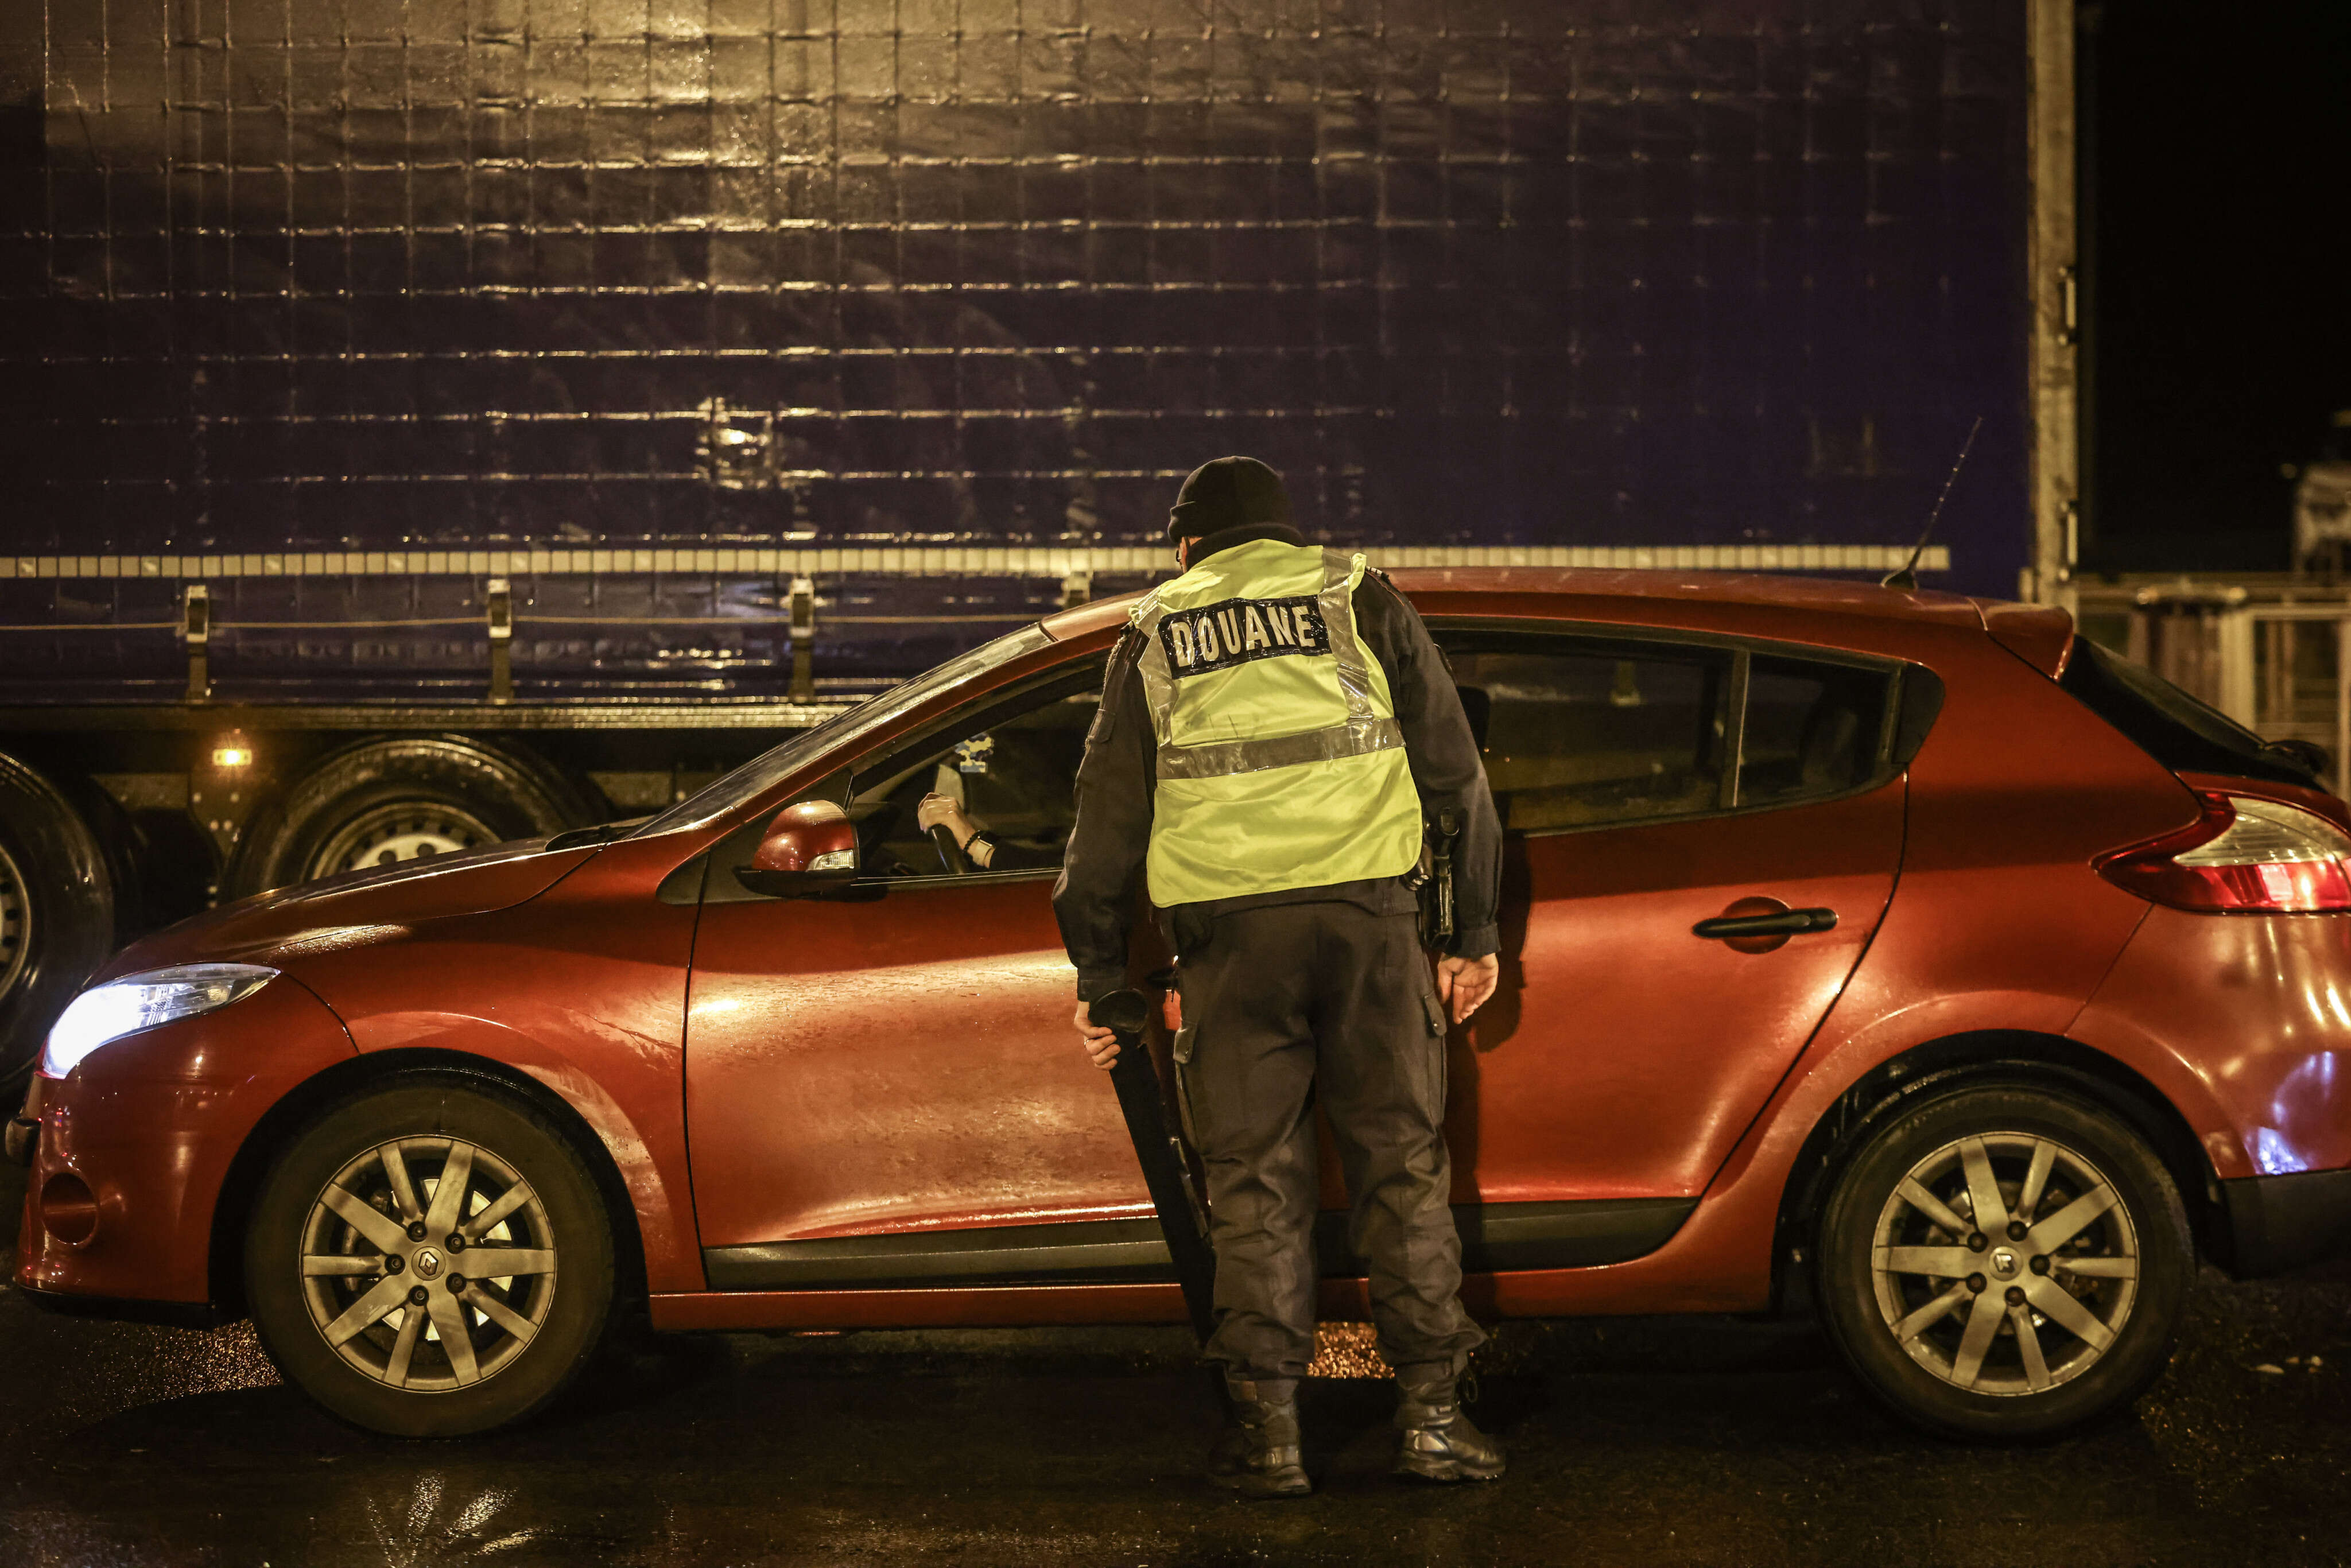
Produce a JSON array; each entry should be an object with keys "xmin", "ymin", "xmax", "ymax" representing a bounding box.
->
[
  {"xmin": 1815, "ymin": 1081, "xmax": 2192, "ymax": 1442},
  {"xmin": 0, "ymin": 752, "xmax": 120, "ymax": 1091},
  {"xmin": 224, "ymin": 735, "xmax": 597, "ymax": 897},
  {"xmin": 244, "ymin": 1073, "xmax": 615, "ymax": 1438}
]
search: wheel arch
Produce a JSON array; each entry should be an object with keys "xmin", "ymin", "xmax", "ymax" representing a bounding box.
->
[
  {"xmin": 207, "ymin": 1046, "xmax": 650, "ymax": 1324},
  {"xmin": 1771, "ymin": 1029, "xmax": 2226, "ymax": 1309}
]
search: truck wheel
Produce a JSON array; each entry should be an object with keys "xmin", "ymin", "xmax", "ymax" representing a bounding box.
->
[
  {"xmin": 225, "ymin": 736, "xmax": 596, "ymax": 897},
  {"xmin": 1814, "ymin": 1082, "xmax": 2192, "ymax": 1442},
  {"xmin": 243, "ymin": 1073, "xmax": 615, "ymax": 1437},
  {"xmin": 0, "ymin": 753, "xmax": 118, "ymax": 1090},
  {"xmin": 61, "ymin": 773, "xmax": 150, "ymax": 938}
]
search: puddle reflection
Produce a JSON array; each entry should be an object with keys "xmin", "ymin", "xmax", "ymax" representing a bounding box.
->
[{"xmin": 365, "ymin": 1474, "xmax": 542, "ymax": 1566}]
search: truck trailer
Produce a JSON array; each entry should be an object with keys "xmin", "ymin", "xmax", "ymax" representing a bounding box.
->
[{"xmin": 0, "ymin": 0, "xmax": 2080, "ymax": 1083}]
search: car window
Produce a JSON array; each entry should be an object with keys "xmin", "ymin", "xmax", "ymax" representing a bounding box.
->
[
  {"xmin": 1445, "ymin": 640, "xmax": 1731, "ymax": 832},
  {"xmin": 629, "ymin": 623, "xmax": 1056, "ymax": 839},
  {"xmin": 1739, "ymin": 655, "xmax": 1896, "ymax": 808},
  {"xmin": 2059, "ymin": 636, "xmax": 2318, "ymax": 787},
  {"xmin": 843, "ymin": 657, "xmax": 1107, "ymax": 878}
]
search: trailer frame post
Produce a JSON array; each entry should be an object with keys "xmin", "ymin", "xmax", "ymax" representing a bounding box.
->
[
  {"xmin": 2025, "ymin": 0, "xmax": 2082, "ymax": 611},
  {"xmin": 182, "ymin": 583, "xmax": 211, "ymax": 703},
  {"xmin": 485, "ymin": 577, "xmax": 514, "ymax": 705},
  {"xmin": 789, "ymin": 575, "xmax": 816, "ymax": 702}
]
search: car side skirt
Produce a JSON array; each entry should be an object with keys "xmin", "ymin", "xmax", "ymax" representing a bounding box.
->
[
  {"xmin": 699, "ymin": 1197, "xmax": 1697, "ymax": 1292},
  {"xmin": 2220, "ymin": 1169, "xmax": 2351, "ymax": 1278}
]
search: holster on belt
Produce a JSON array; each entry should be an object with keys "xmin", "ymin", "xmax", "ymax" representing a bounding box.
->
[{"xmin": 1410, "ymin": 807, "xmax": 1461, "ymax": 949}]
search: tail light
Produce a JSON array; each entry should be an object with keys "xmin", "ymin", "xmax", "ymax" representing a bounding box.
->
[{"xmin": 2097, "ymin": 792, "xmax": 2351, "ymax": 912}]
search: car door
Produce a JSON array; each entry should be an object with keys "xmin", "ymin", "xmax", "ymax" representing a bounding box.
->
[
  {"xmin": 681, "ymin": 653, "xmax": 1166, "ymax": 1288},
  {"xmin": 1421, "ymin": 628, "xmax": 1911, "ymax": 1264}
]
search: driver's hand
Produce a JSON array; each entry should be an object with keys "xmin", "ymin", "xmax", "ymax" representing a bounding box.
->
[
  {"xmin": 1436, "ymin": 953, "xmax": 1500, "ymax": 1024},
  {"xmin": 917, "ymin": 793, "xmax": 972, "ymax": 841},
  {"xmin": 1074, "ymin": 998, "xmax": 1120, "ymax": 1068}
]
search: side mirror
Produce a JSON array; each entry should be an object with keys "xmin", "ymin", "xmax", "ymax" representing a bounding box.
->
[{"xmin": 733, "ymin": 801, "xmax": 859, "ymax": 898}]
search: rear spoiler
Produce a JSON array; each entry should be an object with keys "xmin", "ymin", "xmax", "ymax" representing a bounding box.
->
[{"xmin": 1974, "ymin": 599, "xmax": 2075, "ymax": 677}]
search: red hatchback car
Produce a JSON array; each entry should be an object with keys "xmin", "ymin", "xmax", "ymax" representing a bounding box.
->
[{"xmin": 14, "ymin": 572, "xmax": 2351, "ymax": 1441}]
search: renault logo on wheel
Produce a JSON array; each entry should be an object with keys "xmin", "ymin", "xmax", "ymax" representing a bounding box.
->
[
  {"xmin": 412, "ymin": 1247, "xmax": 444, "ymax": 1280},
  {"xmin": 1990, "ymin": 1247, "xmax": 2020, "ymax": 1279}
]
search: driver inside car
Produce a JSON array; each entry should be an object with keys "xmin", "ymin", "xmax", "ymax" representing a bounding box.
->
[
  {"xmin": 841, "ymin": 696, "xmax": 1097, "ymax": 875},
  {"xmin": 913, "ymin": 791, "xmax": 1058, "ymax": 871}
]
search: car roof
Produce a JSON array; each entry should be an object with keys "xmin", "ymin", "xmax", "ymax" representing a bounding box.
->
[
  {"xmin": 1384, "ymin": 566, "xmax": 1981, "ymax": 618},
  {"xmin": 1038, "ymin": 568, "xmax": 2073, "ymax": 673}
]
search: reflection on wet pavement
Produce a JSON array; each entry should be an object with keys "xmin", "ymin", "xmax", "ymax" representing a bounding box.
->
[
  {"xmin": 362, "ymin": 1474, "xmax": 541, "ymax": 1566},
  {"xmin": 4, "ymin": 1162, "xmax": 2347, "ymax": 1566}
]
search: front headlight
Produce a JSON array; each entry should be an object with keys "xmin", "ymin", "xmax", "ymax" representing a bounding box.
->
[{"xmin": 40, "ymin": 963, "xmax": 279, "ymax": 1078}]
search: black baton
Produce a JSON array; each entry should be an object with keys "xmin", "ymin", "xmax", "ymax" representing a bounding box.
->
[{"xmin": 1089, "ymin": 988, "xmax": 1217, "ymax": 1344}]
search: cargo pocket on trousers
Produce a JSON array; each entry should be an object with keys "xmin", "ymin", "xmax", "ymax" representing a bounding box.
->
[{"xmin": 1419, "ymin": 976, "xmax": 1451, "ymax": 1112}]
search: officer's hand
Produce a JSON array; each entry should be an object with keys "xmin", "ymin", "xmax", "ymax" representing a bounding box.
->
[
  {"xmin": 1436, "ymin": 953, "xmax": 1500, "ymax": 1024},
  {"xmin": 1074, "ymin": 998, "xmax": 1120, "ymax": 1068}
]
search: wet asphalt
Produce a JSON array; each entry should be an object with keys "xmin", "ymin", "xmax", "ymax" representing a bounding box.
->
[{"xmin": 4, "ymin": 1159, "xmax": 2348, "ymax": 1568}]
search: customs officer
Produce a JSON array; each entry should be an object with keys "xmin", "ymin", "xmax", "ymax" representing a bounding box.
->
[{"xmin": 1053, "ymin": 456, "xmax": 1506, "ymax": 1496}]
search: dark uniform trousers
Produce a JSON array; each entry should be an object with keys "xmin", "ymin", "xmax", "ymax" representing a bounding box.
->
[{"xmin": 1173, "ymin": 898, "xmax": 1488, "ymax": 1380}]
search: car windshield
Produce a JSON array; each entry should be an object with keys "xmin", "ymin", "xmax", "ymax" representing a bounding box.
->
[
  {"xmin": 629, "ymin": 623, "xmax": 1057, "ymax": 839},
  {"xmin": 2059, "ymin": 637, "xmax": 2317, "ymax": 786}
]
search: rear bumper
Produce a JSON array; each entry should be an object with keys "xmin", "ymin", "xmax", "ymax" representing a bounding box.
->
[{"xmin": 2221, "ymin": 1169, "xmax": 2351, "ymax": 1278}]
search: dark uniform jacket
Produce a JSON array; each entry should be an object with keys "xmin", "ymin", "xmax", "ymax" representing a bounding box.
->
[{"xmin": 1053, "ymin": 523, "xmax": 1503, "ymax": 1002}]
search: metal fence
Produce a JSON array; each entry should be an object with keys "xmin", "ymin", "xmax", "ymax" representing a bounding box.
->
[{"xmin": 2075, "ymin": 579, "xmax": 2351, "ymax": 798}]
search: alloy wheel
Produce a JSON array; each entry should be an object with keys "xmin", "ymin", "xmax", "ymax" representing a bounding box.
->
[
  {"xmin": 298, "ymin": 1136, "xmax": 558, "ymax": 1391},
  {"xmin": 1868, "ymin": 1131, "xmax": 2140, "ymax": 1396}
]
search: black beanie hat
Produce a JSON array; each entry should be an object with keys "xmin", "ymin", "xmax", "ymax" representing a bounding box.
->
[{"xmin": 1167, "ymin": 456, "xmax": 1292, "ymax": 541}]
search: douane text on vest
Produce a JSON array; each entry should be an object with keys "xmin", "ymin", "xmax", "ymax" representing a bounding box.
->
[{"xmin": 1158, "ymin": 595, "xmax": 1330, "ymax": 679}]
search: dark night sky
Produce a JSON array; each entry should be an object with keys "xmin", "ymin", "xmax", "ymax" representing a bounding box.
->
[{"xmin": 2084, "ymin": 0, "xmax": 2351, "ymax": 573}]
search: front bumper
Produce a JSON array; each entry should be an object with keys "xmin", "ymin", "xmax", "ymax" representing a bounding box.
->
[
  {"xmin": 2221, "ymin": 1169, "xmax": 2351, "ymax": 1278},
  {"xmin": 14, "ymin": 973, "xmax": 356, "ymax": 1313},
  {"xmin": 15, "ymin": 1278, "xmax": 227, "ymax": 1330}
]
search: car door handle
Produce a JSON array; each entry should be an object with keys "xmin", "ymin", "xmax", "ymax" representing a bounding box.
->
[{"xmin": 1692, "ymin": 907, "xmax": 1838, "ymax": 940}]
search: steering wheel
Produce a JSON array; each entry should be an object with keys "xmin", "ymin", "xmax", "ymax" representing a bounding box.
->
[{"xmin": 928, "ymin": 822, "xmax": 969, "ymax": 875}]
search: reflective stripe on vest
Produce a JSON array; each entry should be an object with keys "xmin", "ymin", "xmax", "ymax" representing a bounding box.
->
[
  {"xmin": 1127, "ymin": 540, "xmax": 1423, "ymax": 906},
  {"xmin": 1132, "ymin": 546, "xmax": 1402, "ymax": 778}
]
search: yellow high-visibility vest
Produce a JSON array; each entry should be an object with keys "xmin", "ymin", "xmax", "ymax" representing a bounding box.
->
[{"xmin": 1130, "ymin": 540, "xmax": 1422, "ymax": 906}]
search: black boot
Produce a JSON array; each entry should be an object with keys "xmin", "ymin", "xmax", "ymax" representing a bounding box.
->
[
  {"xmin": 1392, "ymin": 1364, "xmax": 1506, "ymax": 1483},
  {"xmin": 1209, "ymin": 1376, "xmax": 1312, "ymax": 1499}
]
